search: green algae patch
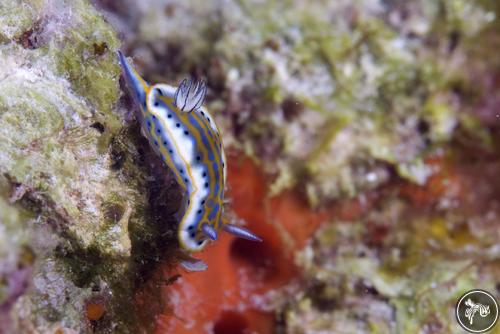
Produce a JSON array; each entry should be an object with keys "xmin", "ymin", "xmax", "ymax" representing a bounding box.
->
[
  {"xmin": 0, "ymin": 1, "xmax": 44, "ymax": 42},
  {"xmin": 49, "ymin": 1, "xmax": 122, "ymax": 133}
]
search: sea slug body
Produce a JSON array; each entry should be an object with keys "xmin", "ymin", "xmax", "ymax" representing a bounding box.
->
[{"xmin": 118, "ymin": 51, "xmax": 262, "ymax": 271}]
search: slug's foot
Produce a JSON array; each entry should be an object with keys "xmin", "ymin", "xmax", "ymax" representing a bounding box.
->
[
  {"xmin": 173, "ymin": 78, "xmax": 206, "ymax": 112},
  {"xmin": 179, "ymin": 254, "xmax": 208, "ymax": 272}
]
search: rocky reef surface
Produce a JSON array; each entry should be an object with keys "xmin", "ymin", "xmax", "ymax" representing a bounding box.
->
[
  {"xmin": 0, "ymin": 0, "xmax": 182, "ymax": 332},
  {"xmin": 0, "ymin": 0, "xmax": 499, "ymax": 333}
]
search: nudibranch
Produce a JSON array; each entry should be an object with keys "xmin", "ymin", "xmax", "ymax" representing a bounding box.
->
[{"xmin": 118, "ymin": 51, "xmax": 262, "ymax": 271}]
